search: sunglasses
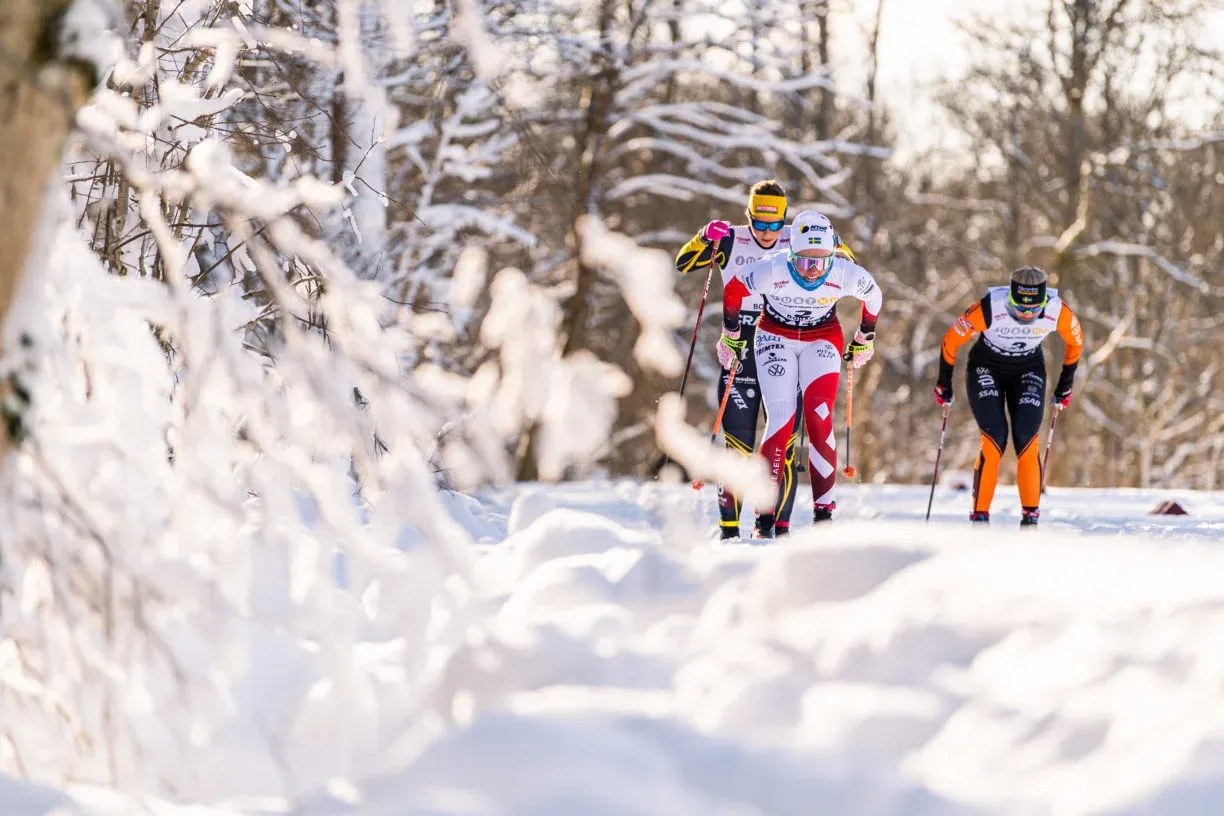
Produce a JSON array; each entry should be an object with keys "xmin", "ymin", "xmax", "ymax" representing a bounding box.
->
[
  {"xmin": 790, "ymin": 251, "xmax": 833, "ymax": 273},
  {"xmin": 1008, "ymin": 293, "xmax": 1048, "ymax": 317},
  {"xmin": 751, "ymin": 218, "xmax": 785, "ymax": 232}
]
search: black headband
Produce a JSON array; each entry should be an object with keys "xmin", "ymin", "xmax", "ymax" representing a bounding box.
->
[{"xmin": 1010, "ymin": 279, "xmax": 1047, "ymax": 307}]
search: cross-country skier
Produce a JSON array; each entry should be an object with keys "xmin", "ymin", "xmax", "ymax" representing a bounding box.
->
[
  {"xmin": 674, "ymin": 181, "xmax": 854, "ymax": 539},
  {"xmin": 934, "ymin": 266, "xmax": 1085, "ymax": 527},
  {"xmin": 716, "ymin": 209, "xmax": 880, "ymax": 538}
]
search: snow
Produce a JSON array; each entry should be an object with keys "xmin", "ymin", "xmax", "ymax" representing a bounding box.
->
[
  {"xmin": 9, "ymin": 470, "xmax": 1224, "ymax": 814},
  {"xmin": 362, "ymin": 481, "xmax": 1224, "ymax": 816}
]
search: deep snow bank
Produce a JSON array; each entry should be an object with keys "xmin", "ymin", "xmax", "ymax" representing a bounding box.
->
[{"xmin": 319, "ymin": 484, "xmax": 1224, "ymax": 816}]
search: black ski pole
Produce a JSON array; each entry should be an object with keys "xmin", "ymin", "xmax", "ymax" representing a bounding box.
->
[
  {"xmin": 656, "ymin": 259, "xmax": 717, "ymax": 477},
  {"xmin": 1040, "ymin": 406, "xmax": 1063, "ymax": 493},
  {"xmin": 925, "ymin": 404, "xmax": 952, "ymax": 523}
]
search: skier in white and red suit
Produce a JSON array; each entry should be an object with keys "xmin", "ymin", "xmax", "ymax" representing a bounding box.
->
[
  {"xmin": 715, "ymin": 210, "xmax": 882, "ymax": 537},
  {"xmin": 675, "ymin": 181, "xmax": 856, "ymax": 540}
]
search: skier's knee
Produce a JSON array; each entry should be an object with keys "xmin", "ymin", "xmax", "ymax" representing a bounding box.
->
[{"xmin": 979, "ymin": 428, "xmax": 1006, "ymax": 460}]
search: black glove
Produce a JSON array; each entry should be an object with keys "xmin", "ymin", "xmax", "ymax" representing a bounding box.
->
[
  {"xmin": 1053, "ymin": 364, "xmax": 1076, "ymax": 409},
  {"xmin": 934, "ymin": 356, "xmax": 955, "ymax": 406}
]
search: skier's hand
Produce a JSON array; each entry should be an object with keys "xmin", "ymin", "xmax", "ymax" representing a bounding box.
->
[
  {"xmin": 1053, "ymin": 388, "xmax": 1072, "ymax": 410},
  {"xmin": 702, "ymin": 220, "xmax": 731, "ymax": 244},
  {"xmin": 933, "ymin": 382, "xmax": 954, "ymax": 407},
  {"xmin": 716, "ymin": 328, "xmax": 745, "ymax": 370},
  {"xmin": 845, "ymin": 331, "xmax": 875, "ymax": 368}
]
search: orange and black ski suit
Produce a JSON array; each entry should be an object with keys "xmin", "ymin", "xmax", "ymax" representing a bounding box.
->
[{"xmin": 939, "ymin": 286, "xmax": 1084, "ymax": 514}]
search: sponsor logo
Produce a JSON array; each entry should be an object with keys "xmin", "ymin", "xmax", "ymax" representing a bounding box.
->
[
  {"xmin": 735, "ymin": 236, "xmax": 750, "ymax": 244},
  {"xmin": 772, "ymin": 295, "xmax": 840, "ymax": 306},
  {"xmin": 767, "ymin": 363, "xmax": 786, "ymax": 377},
  {"xmin": 993, "ymin": 325, "xmax": 1051, "ymax": 337},
  {"xmin": 746, "ymin": 388, "xmax": 756, "ymax": 398},
  {"xmin": 755, "ymin": 205, "xmax": 779, "ymax": 214},
  {"xmin": 955, "ymin": 316, "xmax": 973, "ymax": 334},
  {"xmin": 773, "ymin": 280, "xmax": 788, "ymax": 289},
  {"xmin": 816, "ymin": 344, "xmax": 838, "ymax": 359}
]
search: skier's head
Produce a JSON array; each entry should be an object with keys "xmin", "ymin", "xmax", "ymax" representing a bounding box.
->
[
  {"xmin": 746, "ymin": 179, "xmax": 787, "ymax": 247},
  {"xmin": 789, "ymin": 210, "xmax": 837, "ymax": 284},
  {"xmin": 1008, "ymin": 266, "xmax": 1049, "ymax": 322}
]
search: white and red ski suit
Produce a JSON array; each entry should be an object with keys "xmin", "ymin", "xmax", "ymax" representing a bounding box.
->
[{"xmin": 722, "ymin": 251, "xmax": 882, "ymax": 511}]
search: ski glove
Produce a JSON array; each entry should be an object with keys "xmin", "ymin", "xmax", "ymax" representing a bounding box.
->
[
  {"xmin": 933, "ymin": 382, "xmax": 954, "ymax": 407},
  {"xmin": 1053, "ymin": 365, "xmax": 1075, "ymax": 409},
  {"xmin": 716, "ymin": 328, "xmax": 745, "ymax": 370},
  {"xmin": 846, "ymin": 330, "xmax": 875, "ymax": 368},
  {"xmin": 702, "ymin": 220, "xmax": 731, "ymax": 244}
]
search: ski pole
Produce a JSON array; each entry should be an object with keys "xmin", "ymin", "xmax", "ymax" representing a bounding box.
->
[
  {"xmin": 692, "ymin": 356, "xmax": 739, "ymax": 491},
  {"xmin": 1040, "ymin": 406, "xmax": 1063, "ymax": 493},
  {"xmin": 656, "ymin": 260, "xmax": 717, "ymax": 477},
  {"xmin": 925, "ymin": 403, "xmax": 952, "ymax": 523},
  {"xmin": 842, "ymin": 352, "xmax": 856, "ymax": 478},
  {"xmin": 794, "ymin": 409, "xmax": 807, "ymax": 473},
  {"xmin": 678, "ymin": 261, "xmax": 716, "ymax": 398}
]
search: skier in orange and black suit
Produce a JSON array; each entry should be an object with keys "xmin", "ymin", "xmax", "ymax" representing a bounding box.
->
[{"xmin": 935, "ymin": 266, "xmax": 1085, "ymax": 528}]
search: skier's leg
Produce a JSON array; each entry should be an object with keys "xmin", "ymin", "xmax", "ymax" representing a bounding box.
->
[
  {"xmin": 797, "ymin": 339, "xmax": 842, "ymax": 514},
  {"xmin": 967, "ymin": 363, "xmax": 1008, "ymax": 517},
  {"xmin": 775, "ymin": 390, "xmax": 801, "ymax": 535},
  {"xmin": 715, "ymin": 325, "xmax": 760, "ymax": 538},
  {"xmin": 1009, "ymin": 366, "xmax": 1047, "ymax": 519},
  {"xmin": 754, "ymin": 332, "xmax": 800, "ymax": 534}
]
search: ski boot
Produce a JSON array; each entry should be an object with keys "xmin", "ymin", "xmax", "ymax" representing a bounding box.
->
[
  {"xmin": 813, "ymin": 502, "xmax": 835, "ymax": 523},
  {"xmin": 753, "ymin": 513, "xmax": 776, "ymax": 540},
  {"xmin": 774, "ymin": 521, "xmax": 791, "ymax": 538},
  {"xmin": 1020, "ymin": 508, "xmax": 1040, "ymax": 529},
  {"xmin": 969, "ymin": 511, "xmax": 990, "ymax": 525},
  {"xmin": 719, "ymin": 524, "xmax": 741, "ymax": 541}
]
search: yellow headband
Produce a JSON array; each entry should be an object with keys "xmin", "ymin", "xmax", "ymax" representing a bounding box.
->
[{"xmin": 749, "ymin": 193, "xmax": 787, "ymax": 219}]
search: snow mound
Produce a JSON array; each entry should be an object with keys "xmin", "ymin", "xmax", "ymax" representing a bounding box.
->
[
  {"xmin": 0, "ymin": 774, "xmax": 76, "ymax": 815},
  {"xmin": 345, "ymin": 491, "xmax": 1224, "ymax": 816}
]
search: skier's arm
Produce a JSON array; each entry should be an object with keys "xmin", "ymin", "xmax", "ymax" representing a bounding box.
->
[
  {"xmin": 675, "ymin": 229, "xmax": 734, "ymax": 275},
  {"xmin": 721, "ymin": 256, "xmax": 772, "ymax": 331},
  {"xmin": 1052, "ymin": 304, "xmax": 1085, "ymax": 405},
  {"xmin": 846, "ymin": 262, "xmax": 882, "ymax": 335},
  {"xmin": 939, "ymin": 297, "xmax": 990, "ymax": 386}
]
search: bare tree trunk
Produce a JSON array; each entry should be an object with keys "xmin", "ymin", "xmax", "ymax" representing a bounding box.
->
[
  {"xmin": 0, "ymin": 0, "xmax": 95, "ymax": 454},
  {"xmin": 517, "ymin": 0, "xmax": 618, "ymax": 481},
  {"xmin": 816, "ymin": 1, "xmax": 833, "ymax": 143},
  {"xmin": 859, "ymin": 0, "xmax": 884, "ymax": 226}
]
